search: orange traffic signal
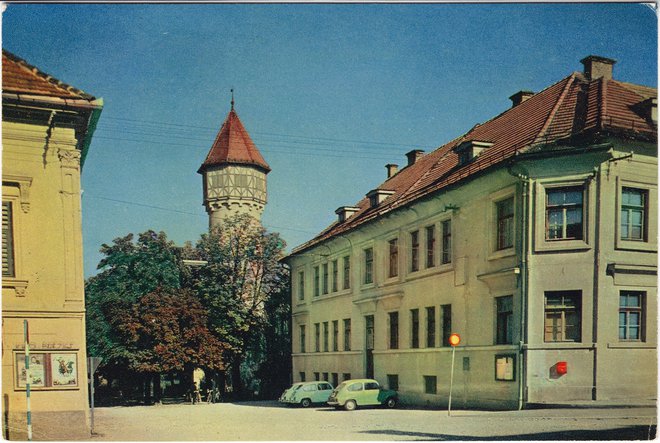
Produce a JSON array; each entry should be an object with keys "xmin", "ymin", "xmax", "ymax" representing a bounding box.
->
[{"xmin": 448, "ymin": 333, "xmax": 461, "ymax": 346}]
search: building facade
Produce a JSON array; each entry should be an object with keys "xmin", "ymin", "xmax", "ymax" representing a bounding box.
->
[
  {"xmin": 285, "ymin": 56, "xmax": 657, "ymax": 409},
  {"xmin": 198, "ymin": 99, "xmax": 270, "ymax": 229},
  {"xmin": 2, "ymin": 50, "xmax": 103, "ymax": 438}
]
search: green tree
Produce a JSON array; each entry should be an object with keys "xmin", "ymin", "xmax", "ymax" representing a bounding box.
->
[
  {"xmin": 186, "ymin": 214, "xmax": 288, "ymax": 397},
  {"xmin": 85, "ymin": 230, "xmax": 183, "ymax": 402}
]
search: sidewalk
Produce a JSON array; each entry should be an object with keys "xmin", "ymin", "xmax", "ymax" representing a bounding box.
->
[{"xmin": 525, "ymin": 398, "xmax": 657, "ymax": 409}]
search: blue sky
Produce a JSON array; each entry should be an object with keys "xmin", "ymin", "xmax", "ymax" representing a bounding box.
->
[{"xmin": 3, "ymin": 3, "xmax": 657, "ymax": 277}]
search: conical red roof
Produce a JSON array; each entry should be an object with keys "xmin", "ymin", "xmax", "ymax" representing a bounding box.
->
[{"xmin": 198, "ymin": 109, "xmax": 270, "ymax": 173}]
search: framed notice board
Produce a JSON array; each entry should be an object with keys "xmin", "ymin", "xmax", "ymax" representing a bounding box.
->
[{"xmin": 14, "ymin": 351, "xmax": 78, "ymax": 390}]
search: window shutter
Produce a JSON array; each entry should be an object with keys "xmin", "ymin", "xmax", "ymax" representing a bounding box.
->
[{"xmin": 2, "ymin": 201, "xmax": 15, "ymax": 277}]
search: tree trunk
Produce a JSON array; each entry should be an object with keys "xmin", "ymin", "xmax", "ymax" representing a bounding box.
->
[
  {"xmin": 153, "ymin": 373, "xmax": 162, "ymax": 403},
  {"xmin": 143, "ymin": 373, "xmax": 152, "ymax": 404},
  {"xmin": 230, "ymin": 356, "xmax": 244, "ymax": 399}
]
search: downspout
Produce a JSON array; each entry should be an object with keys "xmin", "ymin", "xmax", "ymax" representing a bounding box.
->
[
  {"xmin": 591, "ymin": 165, "xmax": 602, "ymax": 400},
  {"xmin": 509, "ymin": 165, "xmax": 531, "ymax": 410}
]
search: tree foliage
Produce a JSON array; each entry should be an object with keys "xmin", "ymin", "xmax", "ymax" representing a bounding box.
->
[
  {"xmin": 86, "ymin": 231, "xmax": 182, "ymax": 366},
  {"xmin": 86, "ymin": 217, "xmax": 290, "ymax": 401},
  {"xmin": 185, "ymin": 214, "xmax": 288, "ymax": 393},
  {"xmin": 115, "ymin": 287, "xmax": 226, "ymax": 374}
]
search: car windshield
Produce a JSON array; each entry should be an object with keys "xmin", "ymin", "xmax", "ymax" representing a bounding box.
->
[
  {"xmin": 293, "ymin": 384, "xmax": 303, "ymax": 391},
  {"xmin": 336, "ymin": 381, "xmax": 349, "ymax": 391}
]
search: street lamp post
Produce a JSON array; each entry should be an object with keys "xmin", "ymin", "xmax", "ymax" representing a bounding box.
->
[{"xmin": 447, "ymin": 333, "xmax": 460, "ymax": 417}]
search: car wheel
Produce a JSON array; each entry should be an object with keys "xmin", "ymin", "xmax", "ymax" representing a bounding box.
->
[
  {"xmin": 385, "ymin": 397, "xmax": 397, "ymax": 408},
  {"xmin": 301, "ymin": 398, "xmax": 311, "ymax": 408},
  {"xmin": 344, "ymin": 400, "xmax": 357, "ymax": 411}
]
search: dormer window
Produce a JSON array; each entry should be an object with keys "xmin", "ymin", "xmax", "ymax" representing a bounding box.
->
[
  {"xmin": 366, "ymin": 189, "xmax": 395, "ymax": 208},
  {"xmin": 335, "ymin": 206, "xmax": 360, "ymax": 223},
  {"xmin": 644, "ymin": 97, "xmax": 657, "ymax": 124},
  {"xmin": 455, "ymin": 140, "xmax": 494, "ymax": 166}
]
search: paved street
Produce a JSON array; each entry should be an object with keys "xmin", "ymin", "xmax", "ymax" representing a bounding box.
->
[{"xmin": 87, "ymin": 401, "xmax": 656, "ymax": 441}]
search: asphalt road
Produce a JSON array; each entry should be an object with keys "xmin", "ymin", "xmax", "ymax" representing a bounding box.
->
[{"xmin": 88, "ymin": 400, "xmax": 656, "ymax": 441}]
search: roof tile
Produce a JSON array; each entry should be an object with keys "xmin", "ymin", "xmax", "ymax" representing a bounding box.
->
[
  {"xmin": 198, "ymin": 109, "xmax": 271, "ymax": 173},
  {"xmin": 293, "ymin": 68, "xmax": 656, "ymax": 254},
  {"xmin": 2, "ymin": 49, "xmax": 95, "ymax": 100}
]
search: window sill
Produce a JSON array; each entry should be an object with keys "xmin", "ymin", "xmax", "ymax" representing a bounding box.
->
[
  {"xmin": 534, "ymin": 238, "xmax": 591, "ymax": 253},
  {"xmin": 524, "ymin": 342, "xmax": 594, "ymax": 350},
  {"xmin": 488, "ymin": 247, "xmax": 516, "ymax": 261},
  {"xmin": 404, "ymin": 263, "xmax": 453, "ymax": 283},
  {"xmin": 607, "ymin": 342, "xmax": 655, "ymax": 349},
  {"xmin": 615, "ymin": 239, "xmax": 657, "ymax": 253},
  {"xmin": 311, "ymin": 291, "xmax": 351, "ymax": 303},
  {"xmin": 2, "ymin": 277, "xmax": 28, "ymax": 297}
]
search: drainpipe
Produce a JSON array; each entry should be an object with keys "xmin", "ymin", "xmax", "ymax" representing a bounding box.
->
[
  {"xmin": 591, "ymin": 165, "xmax": 602, "ymax": 400},
  {"xmin": 509, "ymin": 166, "xmax": 531, "ymax": 410}
]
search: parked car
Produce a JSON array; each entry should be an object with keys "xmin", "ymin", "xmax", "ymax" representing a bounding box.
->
[
  {"xmin": 279, "ymin": 381, "xmax": 334, "ymax": 407},
  {"xmin": 327, "ymin": 379, "xmax": 398, "ymax": 411}
]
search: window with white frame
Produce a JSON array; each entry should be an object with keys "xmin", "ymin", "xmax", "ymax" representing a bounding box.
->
[
  {"xmin": 364, "ymin": 247, "xmax": 374, "ymax": 284},
  {"xmin": 410, "ymin": 230, "xmax": 419, "ymax": 272},
  {"xmin": 410, "ymin": 308, "xmax": 419, "ymax": 348},
  {"xmin": 425, "ymin": 225, "xmax": 436, "ymax": 268},
  {"xmin": 332, "ymin": 320, "xmax": 339, "ymax": 351},
  {"xmin": 544, "ymin": 291, "xmax": 581, "ymax": 342},
  {"xmin": 331, "ymin": 259, "xmax": 338, "ymax": 292},
  {"xmin": 441, "ymin": 220, "xmax": 452, "ymax": 264},
  {"xmin": 299, "ymin": 325, "xmax": 306, "ymax": 353},
  {"xmin": 322, "ymin": 263, "xmax": 329, "ymax": 294},
  {"xmin": 546, "ymin": 186, "xmax": 584, "ymax": 240},
  {"xmin": 619, "ymin": 291, "xmax": 644, "ymax": 341},
  {"xmin": 298, "ymin": 271, "xmax": 305, "ymax": 301},
  {"xmin": 496, "ymin": 197, "xmax": 514, "ymax": 250},
  {"xmin": 388, "ymin": 238, "xmax": 399, "ymax": 278},
  {"xmin": 314, "ymin": 266, "xmax": 320, "ymax": 297},
  {"xmin": 620, "ymin": 188, "xmax": 647, "ymax": 241},
  {"xmin": 388, "ymin": 311, "xmax": 399, "ymax": 349},
  {"xmin": 426, "ymin": 306, "xmax": 436, "ymax": 347},
  {"xmin": 343, "ymin": 318, "xmax": 351, "ymax": 351},
  {"xmin": 496, "ymin": 296, "xmax": 513, "ymax": 344},
  {"xmin": 323, "ymin": 321, "xmax": 329, "ymax": 352}
]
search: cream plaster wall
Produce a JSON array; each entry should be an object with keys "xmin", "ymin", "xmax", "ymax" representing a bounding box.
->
[
  {"xmin": 287, "ymin": 141, "xmax": 657, "ymax": 409},
  {"xmin": 2, "ymin": 120, "xmax": 91, "ymax": 439}
]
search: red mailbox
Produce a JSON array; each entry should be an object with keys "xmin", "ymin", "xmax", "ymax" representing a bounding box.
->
[{"xmin": 556, "ymin": 361, "xmax": 568, "ymax": 375}]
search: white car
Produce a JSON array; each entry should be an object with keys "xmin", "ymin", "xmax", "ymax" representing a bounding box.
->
[{"xmin": 279, "ymin": 381, "xmax": 334, "ymax": 407}]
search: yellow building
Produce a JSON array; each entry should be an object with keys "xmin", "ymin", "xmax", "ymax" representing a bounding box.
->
[
  {"xmin": 2, "ymin": 50, "xmax": 103, "ymax": 439},
  {"xmin": 286, "ymin": 55, "xmax": 657, "ymax": 408}
]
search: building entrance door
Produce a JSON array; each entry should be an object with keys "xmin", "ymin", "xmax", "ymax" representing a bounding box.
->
[{"xmin": 365, "ymin": 315, "xmax": 374, "ymax": 378}]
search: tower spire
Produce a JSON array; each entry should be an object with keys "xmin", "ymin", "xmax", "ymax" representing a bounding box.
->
[{"xmin": 230, "ymin": 88, "xmax": 234, "ymax": 111}]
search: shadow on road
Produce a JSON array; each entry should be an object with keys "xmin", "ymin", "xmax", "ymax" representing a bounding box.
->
[{"xmin": 360, "ymin": 425, "xmax": 657, "ymax": 441}]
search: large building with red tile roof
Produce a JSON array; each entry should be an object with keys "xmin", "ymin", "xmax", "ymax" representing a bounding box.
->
[
  {"xmin": 284, "ymin": 55, "xmax": 657, "ymax": 408},
  {"xmin": 2, "ymin": 49, "xmax": 103, "ymax": 438},
  {"xmin": 198, "ymin": 99, "xmax": 270, "ymax": 228}
]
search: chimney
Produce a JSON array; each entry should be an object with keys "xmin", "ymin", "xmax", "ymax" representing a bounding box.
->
[
  {"xmin": 509, "ymin": 90, "xmax": 535, "ymax": 108},
  {"xmin": 405, "ymin": 149, "xmax": 424, "ymax": 167},
  {"xmin": 580, "ymin": 55, "xmax": 616, "ymax": 81},
  {"xmin": 386, "ymin": 164, "xmax": 398, "ymax": 178}
]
